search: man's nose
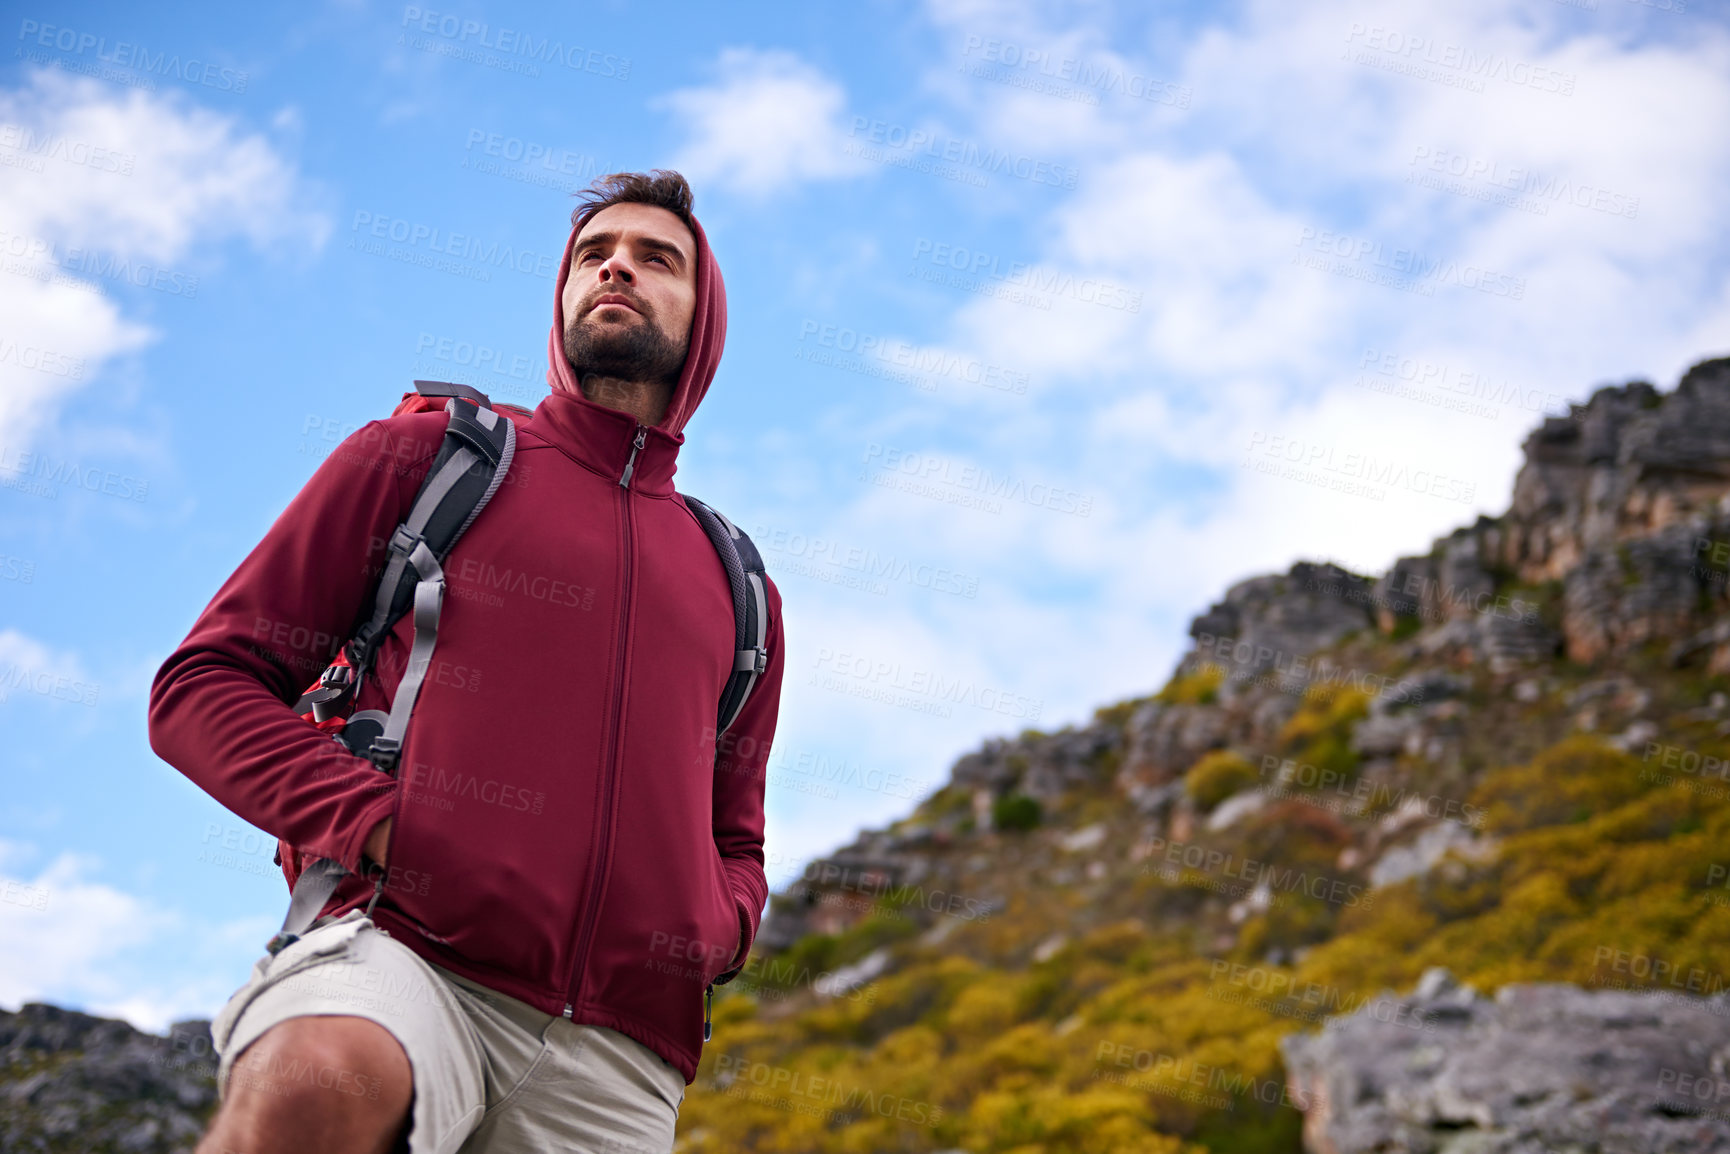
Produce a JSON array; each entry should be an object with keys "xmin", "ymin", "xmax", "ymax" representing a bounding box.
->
[{"xmin": 598, "ymin": 255, "xmax": 634, "ymax": 284}]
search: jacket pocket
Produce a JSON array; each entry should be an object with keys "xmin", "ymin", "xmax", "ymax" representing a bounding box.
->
[{"xmin": 701, "ymin": 843, "xmax": 741, "ymax": 986}]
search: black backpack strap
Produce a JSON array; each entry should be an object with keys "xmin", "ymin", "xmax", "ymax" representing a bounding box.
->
[
  {"xmin": 293, "ymin": 393, "xmax": 514, "ymax": 715},
  {"xmin": 682, "ymin": 495, "xmax": 769, "ymax": 738},
  {"xmin": 685, "ymin": 494, "xmax": 775, "ymax": 1010},
  {"xmin": 685, "ymin": 500, "xmax": 769, "ymax": 1013},
  {"xmin": 349, "ymin": 397, "xmax": 513, "ymax": 678},
  {"xmin": 270, "ymin": 388, "xmax": 514, "ymax": 954}
]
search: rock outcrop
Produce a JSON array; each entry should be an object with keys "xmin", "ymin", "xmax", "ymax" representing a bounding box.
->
[
  {"xmin": 0, "ymin": 1003, "xmax": 217, "ymax": 1153},
  {"xmin": 1281, "ymin": 969, "xmax": 1730, "ymax": 1154},
  {"xmin": 1447, "ymin": 358, "xmax": 1730, "ymax": 666},
  {"xmin": 1184, "ymin": 561, "xmax": 1375, "ymax": 682}
]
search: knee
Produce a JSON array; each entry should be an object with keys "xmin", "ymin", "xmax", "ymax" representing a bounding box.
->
[{"xmin": 227, "ymin": 1015, "xmax": 412, "ymax": 1117}]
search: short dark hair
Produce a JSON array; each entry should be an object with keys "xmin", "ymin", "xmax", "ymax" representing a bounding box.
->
[{"xmin": 570, "ymin": 170, "xmax": 695, "ymax": 238}]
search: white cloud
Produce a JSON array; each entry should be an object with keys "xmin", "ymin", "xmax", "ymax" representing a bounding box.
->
[
  {"xmin": 0, "ymin": 67, "xmax": 329, "ymax": 446},
  {"xmin": 754, "ymin": 0, "xmax": 1730, "ymax": 829},
  {"xmin": 659, "ymin": 48, "xmax": 870, "ymax": 198},
  {"xmin": 0, "ymin": 840, "xmax": 277, "ymax": 1032},
  {"xmin": 0, "ymin": 628, "xmax": 100, "ymax": 709},
  {"xmin": 904, "ymin": 0, "xmax": 1730, "ymax": 571}
]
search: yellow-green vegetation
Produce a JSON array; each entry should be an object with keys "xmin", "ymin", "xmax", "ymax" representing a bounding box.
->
[
  {"xmin": 1296, "ymin": 734, "xmax": 1730, "ymax": 996},
  {"xmin": 1275, "ymin": 685, "xmax": 1370, "ymax": 785},
  {"xmin": 1184, "ymin": 751, "xmax": 1259, "ymax": 812},
  {"xmin": 1096, "ymin": 696, "xmax": 1156, "ymax": 729},
  {"xmin": 1156, "ymin": 664, "xmax": 1223, "ymax": 706},
  {"xmin": 679, "ymin": 716, "xmax": 1730, "ymax": 1151}
]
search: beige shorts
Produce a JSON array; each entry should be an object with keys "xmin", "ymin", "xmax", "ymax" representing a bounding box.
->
[{"xmin": 210, "ymin": 909, "xmax": 686, "ymax": 1154}]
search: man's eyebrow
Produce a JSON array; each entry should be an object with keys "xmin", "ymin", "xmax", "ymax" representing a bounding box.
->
[
  {"xmin": 574, "ymin": 229, "xmax": 690, "ymax": 266},
  {"xmin": 635, "ymin": 235, "xmax": 690, "ymax": 265},
  {"xmin": 575, "ymin": 229, "xmax": 620, "ymax": 252}
]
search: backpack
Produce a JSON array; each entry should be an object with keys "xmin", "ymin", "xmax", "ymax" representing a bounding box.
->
[{"xmin": 267, "ymin": 382, "xmax": 768, "ymax": 1034}]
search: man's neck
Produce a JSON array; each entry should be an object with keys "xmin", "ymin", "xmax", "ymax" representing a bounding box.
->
[{"xmin": 577, "ymin": 374, "xmax": 672, "ymax": 428}]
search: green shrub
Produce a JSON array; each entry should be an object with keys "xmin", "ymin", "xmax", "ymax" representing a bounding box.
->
[
  {"xmin": 1388, "ymin": 615, "xmax": 1422, "ymax": 641},
  {"xmin": 1184, "ymin": 751, "xmax": 1259, "ymax": 811},
  {"xmin": 1095, "ymin": 695, "xmax": 1156, "ymax": 729},
  {"xmin": 994, "ymin": 793, "xmax": 1043, "ymax": 831},
  {"xmin": 1278, "ymin": 684, "xmax": 1371, "ymax": 750},
  {"xmin": 1278, "ymin": 684, "xmax": 1370, "ymax": 786},
  {"xmin": 1156, "ymin": 664, "xmax": 1223, "ymax": 705}
]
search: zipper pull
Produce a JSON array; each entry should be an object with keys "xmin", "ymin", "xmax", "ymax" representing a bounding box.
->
[
  {"xmin": 619, "ymin": 426, "xmax": 647, "ymax": 489},
  {"xmin": 563, "ymin": 1003, "xmax": 574, "ymax": 1019},
  {"xmin": 703, "ymin": 983, "xmax": 713, "ymax": 1042}
]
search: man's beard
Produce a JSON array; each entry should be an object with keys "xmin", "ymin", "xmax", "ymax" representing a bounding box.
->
[{"xmin": 563, "ymin": 297, "xmax": 686, "ymax": 387}]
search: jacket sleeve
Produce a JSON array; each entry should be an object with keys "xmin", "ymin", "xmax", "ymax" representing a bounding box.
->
[
  {"xmin": 711, "ymin": 574, "xmax": 784, "ymax": 981},
  {"xmin": 148, "ymin": 418, "xmax": 440, "ymax": 875}
]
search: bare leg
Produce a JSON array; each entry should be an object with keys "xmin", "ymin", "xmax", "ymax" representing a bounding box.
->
[{"xmin": 197, "ymin": 1015, "xmax": 413, "ymax": 1154}]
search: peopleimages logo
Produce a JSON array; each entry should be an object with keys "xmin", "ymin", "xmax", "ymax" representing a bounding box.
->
[
  {"xmin": 1342, "ymin": 22, "xmax": 1576, "ymax": 96},
  {"xmin": 846, "ymin": 117, "xmax": 1080, "ymax": 189},
  {"xmin": 1406, "ymin": 146, "xmax": 1640, "ymax": 220},
  {"xmin": 0, "ymin": 229, "xmax": 200, "ymax": 298},
  {"xmin": 752, "ymin": 524, "xmax": 980, "ymax": 600},
  {"xmin": 15, "ymin": 19, "xmax": 249, "ymax": 92},
  {"xmin": 398, "ymin": 7, "xmax": 630, "ymax": 79},
  {"xmin": 1244, "ymin": 430, "xmax": 1477, "ymax": 505},
  {"xmin": 0, "ymin": 662, "xmax": 99, "ymax": 707},
  {"xmin": 349, "ymin": 211, "xmax": 560, "ymax": 280},
  {"xmin": 910, "ymin": 239, "xmax": 1142, "ymax": 313},
  {"xmin": 459, "ymin": 129, "xmax": 607, "ymax": 193},
  {"xmin": 1356, "ymin": 347, "xmax": 1568, "ymax": 419},
  {"xmin": 796, "ymin": 320, "xmax": 1030, "ymax": 394},
  {"xmin": 1294, "ymin": 227, "xmax": 1525, "ymax": 300},
  {"xmin": 414, "ymin": 333, "xmax": 542, "ymax": 383},
  {"xmin": 811, "ymin": 647, "xmax": 1043, "ymax": 722},
  {"xmin": 0, "ymin": 340, "xmax": 83, "ymax": 380},
  {"xmin": 0, "ymin": 124, "xmax": 134, "ymax": 174},
  {"xmin": 861, "ymin": 442, "xmax": 1094, "ymax": 517},
  {"xmin": 960, "ymin": 36, "xmax": 1191, "ymax": 108},
  {"xmin": 0, "ymin": 444, "xmax": 148, "ymax": 502}
]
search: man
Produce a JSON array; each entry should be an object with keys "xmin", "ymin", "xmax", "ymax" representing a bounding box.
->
[{"xmin": 149, "ymin": 170, "xmax": 784, "ymax": 1154}]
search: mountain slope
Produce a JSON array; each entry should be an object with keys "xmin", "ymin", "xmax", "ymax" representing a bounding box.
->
[{"xmin": 677, "ymin": 357, "xmax": 1730, "ymax": 1153}]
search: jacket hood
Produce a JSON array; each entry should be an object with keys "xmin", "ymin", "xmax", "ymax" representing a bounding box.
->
[{"xmin": 545, "ymin": 210, "xmax": 727, "ymax": 438}]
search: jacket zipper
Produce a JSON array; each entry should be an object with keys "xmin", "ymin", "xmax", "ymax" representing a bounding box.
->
[
  {"xmin": 618, "ymin": 427, "xmax": 646, "ymax": 489},
  {"xmin": 564, "ymin": 424, "xmax": 644, "ymax": 1020}
]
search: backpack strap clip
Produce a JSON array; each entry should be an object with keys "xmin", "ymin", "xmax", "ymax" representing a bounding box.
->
[
  {"xmin": 388, "ymin": 523, "xmax": 428, "ymax": 559},
  {"xmin": 367, "ymin": 736, "xmax": 402, "ymax": 772},
  {"xmin": 304, "ymin": 661, "xmax": 357, "ymax": 723}
]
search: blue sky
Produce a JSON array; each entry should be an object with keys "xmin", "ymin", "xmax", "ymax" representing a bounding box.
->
[{"xmin": 1, "ymin": 0, "xmax": 1726, "ymax": 1030}]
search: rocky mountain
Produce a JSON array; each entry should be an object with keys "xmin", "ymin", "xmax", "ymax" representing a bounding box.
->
[
  {"xmin": 764, "ymin": 356, "xmax": 1730, "ymax": 951},
  {"xmin": 699, "ymin": 356, "xmax": 1730, "ymax": 1153},
  {"xmin": 9, "ymin": 358, "xmax": 1730, "ymax": 1152},
  {"xmin": 0, "ymin": 1004, "xmax": 215, "ymax": 1153}
]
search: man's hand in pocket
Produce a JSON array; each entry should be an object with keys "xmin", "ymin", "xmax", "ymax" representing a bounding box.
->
[{"xmin": 363, "ymin": 817, "xmax": 393, "ymax": 870}]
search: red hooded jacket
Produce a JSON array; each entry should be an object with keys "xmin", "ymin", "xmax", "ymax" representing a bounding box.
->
[{"xmin": 148, "ymin": 212, "xmax": 782, "ymax": 1083}]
